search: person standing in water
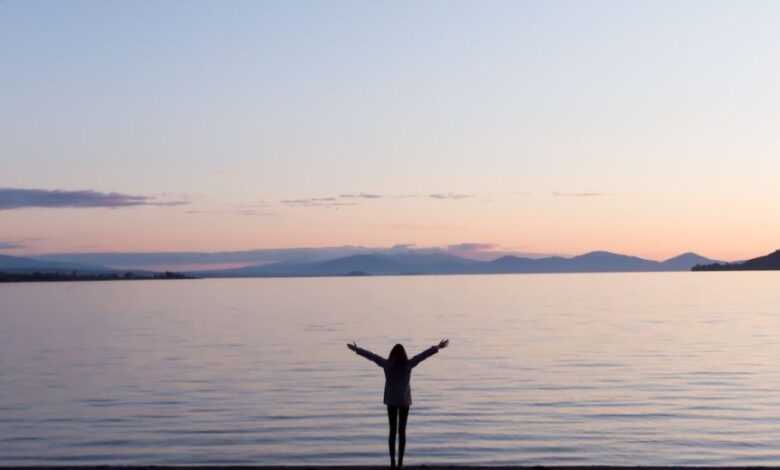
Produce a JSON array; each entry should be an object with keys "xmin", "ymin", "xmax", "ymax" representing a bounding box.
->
[{"xmin": 347, "ymin": 339, "xmax": 449, "ymax": 469}]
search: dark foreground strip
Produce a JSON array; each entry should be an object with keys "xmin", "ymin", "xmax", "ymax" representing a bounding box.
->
[{"xmin": 2, "ymin": 466, "xmax": 778, "ymax": 470}]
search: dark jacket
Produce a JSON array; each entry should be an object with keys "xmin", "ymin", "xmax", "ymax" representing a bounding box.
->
[{"xmin": 354, "ymin": 345, "xmax": 438, "ymax": 406}]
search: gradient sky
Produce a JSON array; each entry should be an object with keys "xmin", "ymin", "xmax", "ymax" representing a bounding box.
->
[{"xmin": 2, "ymin": 0, "xmax": 780, "ymax": 261}]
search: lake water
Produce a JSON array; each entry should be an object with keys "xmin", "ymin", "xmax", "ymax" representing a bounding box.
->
[{"xmin": 2, "ymin": 273, "xmax": 780, "ymax": 465}]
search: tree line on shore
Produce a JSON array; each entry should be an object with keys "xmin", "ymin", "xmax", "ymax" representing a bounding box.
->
[{"xmin": 0, "ymin": 270, "xmax": 191, "ymax": 283}]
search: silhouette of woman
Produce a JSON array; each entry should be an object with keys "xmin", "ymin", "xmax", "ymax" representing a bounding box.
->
[{"xmin": 347, "ymin": 339, "xmax": 449, "ymax": 469}]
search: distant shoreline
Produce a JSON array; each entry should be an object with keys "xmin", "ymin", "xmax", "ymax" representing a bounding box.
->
[
  {"xmin": 3, "ymin": 268, "xmax": 773, "ymax": 283},
  {"xmin": 0, "ymin": 271, "xmax": 192, "ymax": 283}
]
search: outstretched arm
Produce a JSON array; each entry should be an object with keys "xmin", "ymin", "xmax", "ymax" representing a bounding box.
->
[
  {"xmin": 347, "ymin": 342, "xmax": 389, "ymax": 368},
  {"xmin": 409, "ymin": 339, "xmax": 449, "ymax": 368}
]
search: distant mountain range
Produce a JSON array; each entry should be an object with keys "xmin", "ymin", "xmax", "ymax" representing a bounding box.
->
[
  {"xmin": 191, "ymin": 250, "xmax": 721, "ymax": 278},
  {"xmin": 5, "ymin": 249, "xmax": 750, "ymax": 279},
  {"xmin": 693, "ymin": 249, "xmax": 780, "ymax": 271},
  {"xmin": 0, "ymin": 254, "xmax": 112, "ymax": 274}
]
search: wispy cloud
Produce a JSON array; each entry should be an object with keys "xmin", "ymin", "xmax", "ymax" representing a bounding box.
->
[
  {"xmin": 369, "ymin": 222, "xmax": 463, "ymax": 231},
  {"xmin": 445, "ymin": 242, "xmax": 502, "ymax": 260},
  {"xmin": 278, "ymin": 192, "xmax": 475, "ymax": 207},
  {"xmin": 444, "ymin": 241, "xmax": 559, "ymax": 260},
  {"xmin": 339, "ymin": 193, "xmax": 384, "ymax": 199},
  {"xmin": 288, "ymin": 202, "xmax": 359, "ymax": 208},
  {"xmin": 338, "ymin": 193, "xmax": 422, "ymax": 200},
  {"xmin": 552, "ymin": 191, "xmax": 604, "ymax": 197},
  {"xmin": 0, "ymin": 240, "xmax": 27, "ymax": 250},
  {"xmin": 280, "ymin": 197, "xmax": 359, "ymax": 208},
  {"xmin": 428, "ymin": 192, "xmax": 474, "ymax": 200},
  {"xmin": 448, "ymin": 242, "xmax": 498, "ymax": 251},
  {"xmin": 282, "ymin": 197, "xmax": 338, "ymax": 204},
  {"xmin": 185, "ymin": 209, "xmax": 276, "ymax": 217},
  {"xmin": 0, "ymin": 188, "xmax": 188, "ymax": 210}
]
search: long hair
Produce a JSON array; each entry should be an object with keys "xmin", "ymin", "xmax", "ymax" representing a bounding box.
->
[{"xmin": 388, "ymin": 343, "xmax": 408, "ymax": 365}]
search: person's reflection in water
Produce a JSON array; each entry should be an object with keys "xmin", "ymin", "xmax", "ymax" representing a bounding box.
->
[{"xmin": 348, "ymin": 339, "xmax": 449, "ymax": 469}]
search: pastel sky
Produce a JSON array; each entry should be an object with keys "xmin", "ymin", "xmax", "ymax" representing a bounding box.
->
[{"xmin": 2, "ymin": 0, "xmax": 780, "ymax": 262}]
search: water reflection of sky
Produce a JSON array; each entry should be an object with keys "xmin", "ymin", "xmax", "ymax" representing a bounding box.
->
[{"xmin": 2, "ymin": 273, "xmax": 780, "ymax": 465}]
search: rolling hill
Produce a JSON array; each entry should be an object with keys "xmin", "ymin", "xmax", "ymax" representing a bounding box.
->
[{"xmin": 693, "ymin": 249, "xmax": 780, "ymax": 271}]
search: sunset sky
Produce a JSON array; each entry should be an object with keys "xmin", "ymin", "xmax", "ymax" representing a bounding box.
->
[{"xmin": 2, "ymin": 0, "xmax": 780, "ymax": 262}]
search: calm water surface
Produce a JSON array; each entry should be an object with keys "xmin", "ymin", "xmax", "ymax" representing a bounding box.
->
[{"xmin": 2, "ymin": 273, "xmax": 780, "ymax": 465}]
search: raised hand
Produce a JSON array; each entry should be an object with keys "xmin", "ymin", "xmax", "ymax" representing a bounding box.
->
[
  {"xmin": 347, "ymin": 342, "xmax": 357, "ymax": 351},
  {"xmin": 437, "ymin": 338, "xmax": 449, "ymax": 350}
]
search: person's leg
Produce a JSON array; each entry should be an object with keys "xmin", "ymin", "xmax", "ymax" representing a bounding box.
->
[
  {"xmin": 397, "ymin": 406, "xmax": 409, "ymax": 468},
  {"xmin": 387, "ymin": 406, "xmax": 398, "ymax": 468}
]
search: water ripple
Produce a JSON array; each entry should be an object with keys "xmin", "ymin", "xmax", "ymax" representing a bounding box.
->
[{"xmin": 4, "ymin": 274, "xmax": 780, "ymax": 465}]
